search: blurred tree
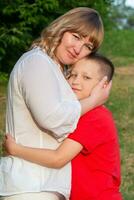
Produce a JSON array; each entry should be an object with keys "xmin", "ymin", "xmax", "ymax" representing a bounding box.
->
[
  {"xmin": 127, "ymin": 12, "xmax": 134, "ymax": 27},
  {"xmin": 110, "ymin": 0, "xmax": 134, "ymax": 29},
  {"xmin": 0, "ymin": 0, "xmax": 115, "ymax": 73}
]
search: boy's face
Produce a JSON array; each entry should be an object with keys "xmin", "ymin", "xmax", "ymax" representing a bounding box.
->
[{"xmin": 68, "ymin": 58, "xmax": 101, "ymax": 100}]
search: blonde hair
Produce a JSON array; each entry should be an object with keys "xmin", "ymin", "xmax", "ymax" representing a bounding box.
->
[{"xmin": 31, "ymin": 7, "xmax": 104, "ymax": 60}]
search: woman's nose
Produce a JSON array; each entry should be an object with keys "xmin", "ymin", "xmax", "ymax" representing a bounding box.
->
[{"xmin": 74, "ymin": 41, "xmax": 84, "ymax": 55}]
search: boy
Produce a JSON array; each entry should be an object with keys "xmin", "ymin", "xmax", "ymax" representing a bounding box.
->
[{"xmin": 4, "ymin": 54, "xmax": 123, "ymax": 200}]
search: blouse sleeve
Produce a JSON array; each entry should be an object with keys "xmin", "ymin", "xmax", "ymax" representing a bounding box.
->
[{"xmin": 20, "ymin": 52, "xmax": 81, "ymax": 138}]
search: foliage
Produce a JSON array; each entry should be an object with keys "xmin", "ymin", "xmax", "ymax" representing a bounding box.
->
[
  {"xmin": 0, "ymin": 72, "xmax": 8, "ymax": 83},
  {"xmin": 0, "ymin": 0, "xmax": 59, "ymax": 73},
  {"xmin": 0, "ymin": 0, "xmax": 114, "ymax": 73},
  {"xmin": 127, "ymin": 11, "xmax": 134, "ymax": 27}
]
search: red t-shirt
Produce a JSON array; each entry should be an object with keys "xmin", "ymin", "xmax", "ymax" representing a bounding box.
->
[{"xmin": 68, "ymin": 106, "xmax": 122, "ymax": 200}]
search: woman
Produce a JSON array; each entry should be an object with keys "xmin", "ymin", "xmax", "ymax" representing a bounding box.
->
[{"xmin": 0, "ymin": 7, "xmax": 111, "ymax": 200}]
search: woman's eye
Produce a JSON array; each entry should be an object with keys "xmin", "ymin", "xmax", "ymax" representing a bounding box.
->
[
  {"xmin": 85, "ymin": 44, "xmax": 93, "ymax": 51},
  {"xmin": 73, "ymin": 34, "xmax": 80, "ymax": 40}
]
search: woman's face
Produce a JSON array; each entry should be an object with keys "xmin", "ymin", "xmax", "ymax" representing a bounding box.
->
[{"xmin": 55, "ymin": 32, "xmax": 93, "ymax": 66}]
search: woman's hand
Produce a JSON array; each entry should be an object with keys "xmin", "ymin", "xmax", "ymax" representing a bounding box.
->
[
  {"xmin": 90, "ymin": 76, "xmax": 112, "ymax": 107},
  {"xmin": 3, "ymin": 134, "xmax": 18, "ymax": 156},
  {"xmin": 80, "ymin": 76, "xmax": 112, "ymax": 115}
]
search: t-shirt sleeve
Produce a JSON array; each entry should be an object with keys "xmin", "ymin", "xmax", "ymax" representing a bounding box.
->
[
  {"xmin": 20, "ymin": 53, "xmax": 81, "ymax": 138},
  {"xmin": 68, "ymin": 110, "xmax": 110, "ymax": 154}
]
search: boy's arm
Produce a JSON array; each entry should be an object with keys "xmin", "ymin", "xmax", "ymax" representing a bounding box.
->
[{"xmin": 4, "ymin": 134, "xmax": 83, "ymax": 168}]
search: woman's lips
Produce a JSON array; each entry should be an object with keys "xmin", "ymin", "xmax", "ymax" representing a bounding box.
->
[{"xmin": 67, "ymin": 51, "xmax": 77, "ymax": 59}]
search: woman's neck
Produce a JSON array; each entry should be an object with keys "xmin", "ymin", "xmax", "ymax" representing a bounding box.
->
[{"xmin": 54, "ymin": 58, "xmax": 64, "ymax": 72}]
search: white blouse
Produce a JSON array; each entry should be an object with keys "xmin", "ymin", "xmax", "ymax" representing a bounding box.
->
[{"xmin": 0, "ymin": 47, "xmax": 81, "ymax": 198}]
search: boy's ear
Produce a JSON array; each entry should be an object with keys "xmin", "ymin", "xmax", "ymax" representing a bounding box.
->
[{"xmin": 103, "ymin": 81, "xmax": 108, "ymax": 88}]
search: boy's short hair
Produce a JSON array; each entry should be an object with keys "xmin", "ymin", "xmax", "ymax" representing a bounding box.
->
[{"xmin": 86, "ymin": 53, "xmax": 114, "ymax": 82}]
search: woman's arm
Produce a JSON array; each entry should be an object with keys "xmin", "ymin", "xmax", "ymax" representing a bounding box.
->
[
  {"xmin": 21, "ymin": 54, "xmax": 81, "ymax": 137},
  {"xmin": 4, "ymin": 134, "xmax": 83, "ymax": 168},
  {"xmin": 80, "ymin": 77, "xmax": 112, "ymax": 115}
]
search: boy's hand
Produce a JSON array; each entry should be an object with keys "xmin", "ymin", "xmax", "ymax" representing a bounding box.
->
[{"xmin": 3, "ymin": 134, "xmax": 18, "ymax": 156}]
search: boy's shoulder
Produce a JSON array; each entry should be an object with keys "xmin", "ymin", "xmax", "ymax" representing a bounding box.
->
[
  {"xmin": 83, "ymin": 105, "xmax": 112, "ymax": 119},
  {"xmin": 80, "ymin": 105, "xmax": 115, "ymax": 128}
]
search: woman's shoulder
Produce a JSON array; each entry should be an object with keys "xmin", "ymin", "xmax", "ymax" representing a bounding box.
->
[
  {"xmin": 16, "ymin": 47, "xmax": 57, "ymax": 70},
  {"xmin": 22, "ymin": 47, "xmax": 50, "ymax": 60}
]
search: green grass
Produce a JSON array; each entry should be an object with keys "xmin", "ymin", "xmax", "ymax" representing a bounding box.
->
[
  {"xmin": 0, "ymin": 29, "xmax": 134, "ymax": 199},
  {"xmin": 100, "ymin": 31, "xmax": 134, "ymax": 200},
  {"xmin": 106, "ymin": 69, "xmax": 134, "ymax": 199}
]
